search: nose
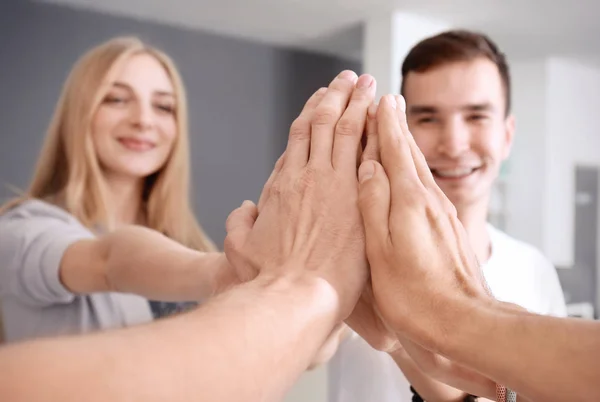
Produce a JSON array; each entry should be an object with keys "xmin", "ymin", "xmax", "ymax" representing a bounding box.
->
[
  {"xmin": 130, "ymin": 101, "xmax": 155, "ymax": 131},
  {"xmin": 437, "ymin": 116, "xmax": 470, "ymax": 157}
]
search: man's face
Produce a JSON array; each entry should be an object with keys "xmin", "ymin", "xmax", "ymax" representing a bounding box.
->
[{"xmin": 403, "ymin": 58, "xmax": 514, "ymax": 210}]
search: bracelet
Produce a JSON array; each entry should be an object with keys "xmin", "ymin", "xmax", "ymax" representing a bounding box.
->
[{"xmin": 496, "ymin": 384, "xmax": 517, "ymax": 402}]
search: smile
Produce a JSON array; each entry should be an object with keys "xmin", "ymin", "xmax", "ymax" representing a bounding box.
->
[
  {"xmin": 430, "ymin": 166, "xmax": 482, "ymax": 179},
  {"xmin": 118, "ymin": 138, "xmax": 156, "ymax": 152}
]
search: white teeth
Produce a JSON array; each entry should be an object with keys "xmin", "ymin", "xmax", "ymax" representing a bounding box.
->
[{"xmin": 433, "ymin": 168, "xmax": 477, "ymax": 178}]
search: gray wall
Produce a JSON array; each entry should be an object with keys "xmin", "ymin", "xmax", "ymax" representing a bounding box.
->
[
  {"xmin": 0, "ymin": 1, "xmax": 360, "ymax": 245},
  {"xmin": 556, "ymin": 166, "xmax": 599, "ymax": 317}
]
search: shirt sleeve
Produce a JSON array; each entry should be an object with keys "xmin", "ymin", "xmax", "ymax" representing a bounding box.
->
[{"xmin": 0, "ymin": 203, "xmax": 94, "ymax": 307}]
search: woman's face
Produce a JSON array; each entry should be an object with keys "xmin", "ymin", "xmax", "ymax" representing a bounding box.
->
[{"xmin": 91, "ymin": 53, "xmax": 178, "ymax": 181}]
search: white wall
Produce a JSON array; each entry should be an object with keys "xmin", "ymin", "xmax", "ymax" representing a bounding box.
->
[
  {"xmin": 506, "ymin": 59, "xmax": 549, "ymax": 252},
  {"xmin": 544, "ymin": 58, "xmax": 600, "ymax": 266},
  {"xmin": 506, "ymin": 57, "xmax": 600, "ymax": 267}
]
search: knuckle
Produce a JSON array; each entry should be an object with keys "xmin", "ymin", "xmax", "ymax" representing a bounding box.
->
[
  {"xmin": 312, "ymin": 105, "xmax": 338, "ymax": 126},
  {"xmin": 335, "ymin": 117, "xmax": 361, "ymax": 138},
  {"xmin": 289, "ymin": 116, "xmax": 309, "ymax": 140},
  {"xmin": 269, "ymin": 178, "xmax": 285, "ymax": 197},
  {"xmin": 351, "ymin": 87, "xmax": 374, "ymax": 102}
]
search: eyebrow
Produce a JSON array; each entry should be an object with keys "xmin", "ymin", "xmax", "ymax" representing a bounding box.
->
[
  {"xmin": 408, "ymin": 102, "xmax": 496, "ymax": 115},
  {"xmin": 111, "ymin": 81, "xmax": 175, "ymax": 97}
]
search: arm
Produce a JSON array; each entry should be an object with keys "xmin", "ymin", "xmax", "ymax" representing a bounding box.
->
[
  {"xmin": 429, "ymin": 299, "xmax": 600, "ymax": 402},
  {"xmin": 61, "ymin": 225, "xmax": 236, "ymax": 301},
  {"xmin": 357, "ymin": 95, "xmax": 587, "ymax": 402},
  {"xmin": 0, "ymin": 272, "xmax": 339, "ymax": 402}
]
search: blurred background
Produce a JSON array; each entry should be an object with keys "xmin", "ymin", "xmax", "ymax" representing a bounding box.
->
[{"xmin": 1, "ymin": 1, "xmax": 600, "ymax": 400}]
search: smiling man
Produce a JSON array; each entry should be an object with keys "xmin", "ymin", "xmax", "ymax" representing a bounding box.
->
[{"xmin": 328, "ymin": 30, "xmax": 567, "ymax": 402}]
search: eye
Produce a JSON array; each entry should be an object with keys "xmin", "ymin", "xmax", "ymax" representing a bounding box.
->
[
  {"xmin": 103, "ymin": 94, "xmax": 129, "ymax": 105},
  {"xmin": 154, "ymin": 103, "xmax": 175, "ymax": 114},
  {"xmin": 467, "ymin": 114, "xmax": 487, "ymax": 122},
  {"xmin": 417, "ymin": 116, "xmax": 437, "ymax": 124}
]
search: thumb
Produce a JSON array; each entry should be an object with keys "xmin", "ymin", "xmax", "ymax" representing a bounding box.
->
[
  {"xmin": 224, "ymin": 200, "xmax": 258, "ymax": 256},
  {"xmin": 225, "ymin": 200, "xmax": 258, "ymax": 235},
  {"xmin": 358, "ymin": 160, "xmax": 390, "ymax": 250},
  {"xmin": 224, "ymin": 200, "xmax": 259, "ymax": 282}
]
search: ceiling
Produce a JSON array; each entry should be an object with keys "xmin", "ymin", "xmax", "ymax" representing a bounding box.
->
[{"xmin": 39, "ymin": 0, "xmax": 600, "ymax": 62}]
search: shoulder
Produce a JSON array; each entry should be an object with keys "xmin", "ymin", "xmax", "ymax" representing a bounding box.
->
[
  {"xmin": 0, "ymin": 199, "xmax": 91, "ymax": 235},
  {"xmin": 1, "ymin": 199, "xmax": 78, "ymax": 223},
  {"xmin": 0, "ymin": 199, "xmax": 94, "ymax": 257}
]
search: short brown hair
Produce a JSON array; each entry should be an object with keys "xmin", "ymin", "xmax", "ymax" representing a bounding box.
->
[{"xmin": 400, "ymin": 30, "xmax": 511, "ymax": 115}]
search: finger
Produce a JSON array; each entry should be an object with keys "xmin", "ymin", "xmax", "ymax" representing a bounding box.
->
[
  {"xmin": 285, "ymin": 87, "xmax": 328, "ymax": 169},
  {"xmin": 394, "ymin": 95, "xmax": 438, "ymax": 191},
  {"xmin": 361, "ymin": 102, "xmax": 380, "ymax": 163},
  {"xmin": 394, "ymin": 95, "xmax": 454, "ymax": 213},
  {"xmin": 357, "ymin": 160, "xmax": 391, "ymax": 252},
  {"xmin": 309, "ymin": 70, "xmax": 358, "ymax": 166},
  {"xmin": 257, "ymin": 154, "xmax": 285, "ymax": 211},
  {"xmin": 225, "ymin": 200, "xmax": 258, "ymax": 235},
  {"xmin": 223, "ymin": 200, "xmax": 259, "ymax": 277},
  {"xmin": 377, "ymin": 95, "xmax": 421, "ymax": 199},
  {"xmin": 332, "ymin": 74, "xmax": 376, "ymax": 171}
]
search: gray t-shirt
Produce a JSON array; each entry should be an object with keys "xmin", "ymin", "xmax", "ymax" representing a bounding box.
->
[{"xmin": 0, "ymin": 199, "xmax": 152, "ymax": 343}]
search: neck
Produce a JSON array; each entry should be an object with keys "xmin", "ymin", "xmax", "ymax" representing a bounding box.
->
[
  {"xmin": 456, "ymin": 198, "xmax": 492, "ymax": 264},
  {"xmin": 104, "ymin": 174, "xmax": 145, "ymax": 227}
]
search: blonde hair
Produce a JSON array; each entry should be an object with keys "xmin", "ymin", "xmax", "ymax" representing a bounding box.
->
[{"xmin": 4, "ymin": 36, "xmax": 215, "ymax": 251}]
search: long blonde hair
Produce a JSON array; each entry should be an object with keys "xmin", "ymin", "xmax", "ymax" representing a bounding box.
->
[{"xmin": 4, "ymin": 36, "xmax": 215, "ymax": 251}]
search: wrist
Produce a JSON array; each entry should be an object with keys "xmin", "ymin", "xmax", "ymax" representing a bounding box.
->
[
  {"xmin": 208, "ymin": 252, "xmax": 241, "ymax": 296},
  {"xmin": 439, "ymin": 296, "xmax": 501, "ymax": 358},
  {"xmin": 255, "ymin": 269, "xmax": 342, "ymax": 324}
]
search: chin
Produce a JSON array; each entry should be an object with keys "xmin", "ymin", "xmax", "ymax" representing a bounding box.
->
[{"xmin": 111, "ymin": 164, "xmax": 164, "ymax": 180}]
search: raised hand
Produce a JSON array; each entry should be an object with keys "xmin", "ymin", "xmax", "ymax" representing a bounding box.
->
[{"xmin": 224, "ymin": 71, "xmax": 377, "ymax": 320}]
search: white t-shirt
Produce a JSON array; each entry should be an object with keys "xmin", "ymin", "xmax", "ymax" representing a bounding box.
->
[{"xmin": 327, "ymin": 224, "xmax": 567, "ymax": 402}]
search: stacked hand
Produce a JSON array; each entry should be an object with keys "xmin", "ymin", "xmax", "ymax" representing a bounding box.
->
[{"xmin": 223, "ymin": 71, "xmax": 494, "ymax": 393}]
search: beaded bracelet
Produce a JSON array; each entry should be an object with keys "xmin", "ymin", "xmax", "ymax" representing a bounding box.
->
[{"xmin": 496, "ymin": 384, "xmax": 517, "ymax": 402}]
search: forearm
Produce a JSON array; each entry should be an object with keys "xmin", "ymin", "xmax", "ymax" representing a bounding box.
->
[
  {"xmin": 63, "ymin": 225, "xmax": 233, "ymax": 301},
  {"xmin": 433, "ymin": 299, "xmax": 600, "ymax": 402},
  {"xmin": 104, "ymin": 227, "xmax": 231, "ymax": 301},
  {"xmin": 0, "ymin": 272, "xmax": 340, "ymax": 402}
]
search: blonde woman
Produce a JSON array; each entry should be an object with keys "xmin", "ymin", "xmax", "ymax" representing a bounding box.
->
[{"xmin": 0, "ymin": 37, "xmax": 239, "ymax": 343}]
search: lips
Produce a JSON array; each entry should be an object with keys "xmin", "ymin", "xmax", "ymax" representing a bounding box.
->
[
  {"xmin": 430, "ymin": 166, "xmax": 482, "ymax": 179},
  {"xmin": 118, "ymin": 137, "xmax": 156, "ymax": 152}
]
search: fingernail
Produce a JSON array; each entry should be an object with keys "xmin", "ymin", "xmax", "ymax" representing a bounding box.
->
[
  {"xmin": 241, "ymin": 200, "xmax": 254, "ymax": 208},
  {"xmin": 338, "ymin": 70, "xmax": 358, "ymax": 82},
  {"xmin": 358, "ymin": 161, "xmax": 375, "ymax": 183},
  {"xmin": 386, "ymin": 94, "xmax": 396, "ymax": 109},
  {"xmin": 357, "ymin": 74, "xmax": 374, "ymax": 89},
  {"xmin": 395, "ymin": 95, "xmax": 406, "ymax": 112}
]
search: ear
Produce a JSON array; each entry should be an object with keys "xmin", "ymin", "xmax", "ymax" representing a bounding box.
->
[{"xmin": 501, "ymin": 114, "xmax": 516, "ymax": 160}]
